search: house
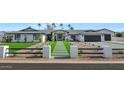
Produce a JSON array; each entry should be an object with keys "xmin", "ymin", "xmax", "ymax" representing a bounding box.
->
[
  {"xmin": 6, "ymin": 27, "xmax": 46, "ymax": 43},
  {"xmin": 6, "ymin": 27, "xmax": 116, "ymax": 42},
  {"xmin": 0, "ymin": 31, "xmax": 6, "ymax": 42}
]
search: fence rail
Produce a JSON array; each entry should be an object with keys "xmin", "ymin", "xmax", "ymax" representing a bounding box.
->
[
  {"xmin": 7, "ymin": 52, "xmax": 43, "ymax": 54},
  {"xmin": 78, "ymin": 48, "xmax": 103, "ymax": 54},
  {"xmin": 8, "ymin": 48, "xmax": 43, "ymax": 50},
  {"xmin": 7, "ymin": 48, "xmax": 43, "ymax": 55},
  {"xmin": 78, "ymin": 48, "xmax": 124, "ymax": 55},
  {"xmin": 78, "ymin": 52, "xmax": 103, "ymax": 54},
  {"xmin": 78, "ymin": 48, "xmax": 103, "ymax": 50},
  {"xmin": 112, "ymin": 48, "xmax": 124, "ymax": 50}
]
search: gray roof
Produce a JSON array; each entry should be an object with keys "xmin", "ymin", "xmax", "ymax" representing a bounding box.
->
[
  {"xmin": 19, "ymin": 26, "xmax": 39, "ymax": 31},
  {"xmin": 6, "ymin": 27, "xmax": 115, "ymax": 34}
]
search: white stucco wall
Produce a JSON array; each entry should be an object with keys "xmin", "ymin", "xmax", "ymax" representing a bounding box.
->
[
  {"xmin": 98, "ymin": 30, "xmax": 115, "ymax": 36},
  {"xmin": 26, "ymin": 34, "xmax": 33, "ymax": 42},
  {"xmin": 20, "ymin": 34, "xmax": 25, "ymax": 42},
  {"xmin": 101, "ymin": 34, "xmax": 105, "ymax": 42},
  {"xmin": 42, "ymin": 35, "xmax": 46, "ymax": 43},
  {"xmin": 75, "ymin": 35, "xmax": 84, "ymax": 42}
]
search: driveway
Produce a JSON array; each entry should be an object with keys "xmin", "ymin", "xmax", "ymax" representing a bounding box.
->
[{"xmin": 93, "ymin": 42, "xmax": 124, "ymax": 48}]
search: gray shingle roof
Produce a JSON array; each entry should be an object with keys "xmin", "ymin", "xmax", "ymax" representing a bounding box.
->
[
  {"xmin": 19, "ymin": 26, "xmax": 39, "ymax": 31},
  {"xmin": 6, "ymin": 27, "xmax": 115, "ymax": 35}
]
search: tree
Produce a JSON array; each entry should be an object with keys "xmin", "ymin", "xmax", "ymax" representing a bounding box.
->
[
  {"xmin": 38, "ymin": 23, "xmax": 41, "ymax": 30},
  {"xmin": 68, "ymin": 24, "xmax": 71, "ymax": 28},
  {"xmin": 60, "ymin": 23, "xmax": 64, "ymax": 29},
  {"xmin": 70, "ymin": 27, "xmax": 74, "ymax": 30},
  {"xmin": 68, "ymin": 24, "xmax": 74, "ymax": 30},
  {"xmin": 6, "ymin": 34, "xmax": 13, "ymax": 42},
  {"xmin": 52, "ymin": 23, "xmax": 56, "ymax": 29},
  {"xmin": 116, "ymin": 33, "xmax": 122, "ymax": 37}
]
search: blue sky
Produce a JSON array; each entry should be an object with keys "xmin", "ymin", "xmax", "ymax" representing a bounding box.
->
[{"xmin": 0, "ymin": 23, "xmax": 124, "ymax": 32}]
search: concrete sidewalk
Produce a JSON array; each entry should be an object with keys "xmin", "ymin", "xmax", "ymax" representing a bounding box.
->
[
  {"xmin": 52, "ymin": 41, "xmax": 69, "ymax": 56},
  {"xmin": 1, "ymin": 58, "xmax": 124, "ymax": 63}
]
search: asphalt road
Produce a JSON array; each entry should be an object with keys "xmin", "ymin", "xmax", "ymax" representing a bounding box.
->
[{"xmin": 1, "ymin": 63, "xmax": 124, "ymax": 70}]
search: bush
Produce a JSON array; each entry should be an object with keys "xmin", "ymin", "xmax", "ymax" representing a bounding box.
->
[
  {"xmin": 116, "ymin": 33, "xmax": 122, "ymax": 37},
  {"xmin": 63, "ymin": 41, "xmax": 71, "ymax": 54},
  {"xmin": 50, "ymin": 41, "xmax": 57, "ymax": 53}
]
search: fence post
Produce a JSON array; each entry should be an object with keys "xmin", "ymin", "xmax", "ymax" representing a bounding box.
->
[
  {"xmin": 0, "ymin": 46, "xmax": 9, "ymax": 58},
  {"xmin": 70, "ymin": 45, "xmax": 78, "ymax": 58},
  {"xmin": 43, "ymin": 45, "xmax": 51, "ymax": 58},
  {"xmin": 103, "ymin": 46, "xmax": 112, "ymax": 58}
]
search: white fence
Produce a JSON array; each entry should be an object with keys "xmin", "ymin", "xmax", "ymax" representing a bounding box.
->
[{"xmin": 0, "ymin": 45, "xmax": 115, "ymax": 59}]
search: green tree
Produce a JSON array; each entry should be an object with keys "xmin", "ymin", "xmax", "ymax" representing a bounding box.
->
[
  {"xmin": 116, "ymin": 33, "xmax": 122, "ymax": 37},
  {"xmin": 52, "ymin": 23, "xmax": 56, "ymax": 29},
  {"xmin": 7, "ymin": 34, "xmax": 13, "ymax": 42},
  {"xmin": 38, "ymin": 23, "xmax": 41, "ymax": 30},
  {"xmin": 68, "ymin": 24, "xmax": 74, "ymax": 30},
  {"xmin": 68, "ymin": 24, "xmax": 71, "ymax": 29},
  {"xmin": 70, "ymin": 27, "xmax": 74, "ymax": 30},
  {"xmin": 60, "ymin": 23, "xmax": 64, "ymax": 29}
]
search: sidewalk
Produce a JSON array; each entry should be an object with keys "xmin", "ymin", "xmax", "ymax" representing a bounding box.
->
[
  {"xmin": 1, "ymin": 58, "xmax": 124, "ymax": 63},
  {"xmin": 52, "ymin": 41, "xmax": 69, "ymax": 56}
]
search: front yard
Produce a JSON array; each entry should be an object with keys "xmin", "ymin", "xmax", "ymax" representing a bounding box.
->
[
  {"xmin": 63, "ymin": 41, "xmax": 71, "ymax": 54},
  {"xmin": 107, "ymin": 41, "xmax": 124, "ymax": 46},
  {"xmin": 0, "ymin": 42, "xmax": 37, "ymax": 52},
  {"xmin": 50, "ymin": 40, "xmax": 57, "ymax": 53}
]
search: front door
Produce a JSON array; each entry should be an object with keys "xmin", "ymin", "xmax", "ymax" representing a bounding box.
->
[{"xmin": 57, "ymin": 34, "xmax": 63, "ymax": 41}]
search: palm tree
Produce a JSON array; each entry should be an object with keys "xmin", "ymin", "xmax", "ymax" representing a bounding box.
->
[
  {"xmin": 68, "ymin": 24, "xmax": 74, "ymax": 30},
  {"xmin": 70, "ymin": 27, "xmax": 74, "ymax": 30},
  {"xmin": 38, "ymin": 23, "xmax": 41, "ymax": 30},
  {"xmin": 60, "ymin": 23, "xmax": 64, "ymax": 29},
  {"xmin": 68, "ymin": 24, "xmax": 71, "ymax": 28},
  {"xmin": 52, "ymin": 23, "xmax": 56, "ymax": 29}
]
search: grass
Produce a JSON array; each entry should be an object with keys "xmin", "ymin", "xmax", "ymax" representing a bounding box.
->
[
  {"xmin": 107, "ymin": 41, "xmax": 124, "ymax": 46},
  {"xmin": 63, "ymin": 41, "xmax": 71, "ymax": 55},
  {"xmin": 0, "ymin": 42, "xmax": 37, "ymax": 53},
  {"xmin": 50, "ymin": 40, "xmax": 57, "ymax": 53}
]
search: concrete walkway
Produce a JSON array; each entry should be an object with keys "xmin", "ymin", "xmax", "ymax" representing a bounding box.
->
[{"xmin": 52, "ymin": 41, "xmax": 69, "ymax": 57}]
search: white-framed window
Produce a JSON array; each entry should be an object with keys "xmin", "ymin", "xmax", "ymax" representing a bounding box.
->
[{"xmin": 15, "ymin": 34, "xmax": 20, "ymax": 40}]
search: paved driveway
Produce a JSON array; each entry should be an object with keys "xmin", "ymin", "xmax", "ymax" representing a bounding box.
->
[{"xmin": 93, "ymin": 42, "xmax": 124, "ymax": 48}]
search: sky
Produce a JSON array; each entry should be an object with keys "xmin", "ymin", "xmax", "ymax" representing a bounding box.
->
[{"xmin": 0, "ymin": 23, "xmax": 124, "ymax": 32}]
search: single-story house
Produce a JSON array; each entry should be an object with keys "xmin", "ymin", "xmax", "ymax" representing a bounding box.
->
[
  {"xmin": 0, "ymin": 31, "xmax": 6, "ymax": 42},
  {"xmin": 6, "ymin": 27, "xmax": 46, "ymax": 43},
  {"xmin": 6, "ymin": 26, "xmax": 116, "ymax": 42}
]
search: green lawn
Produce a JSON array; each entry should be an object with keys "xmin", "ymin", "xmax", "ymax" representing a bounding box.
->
[
  {"xmin": 63, "ymin": 41, "xmax": 71, "ymax": 54},
  {"xmin": 50, "ymin": 40, "xmax": 57, "ymax": 53},
  {"xmin": 0, "ymin": 42, "xmax": 36, "ymax": 53},
  {"xmin": 107, "ymin": 41, "xmax": 124, "ymax": 46}
]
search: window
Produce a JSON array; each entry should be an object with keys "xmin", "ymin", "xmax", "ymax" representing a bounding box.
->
[
  {"xmin": 15, "ymin": 34, "xmax": 20, "ymax": 40},
  {"xmin": 33, "ymin": 34, "xmax": 39, "ymax": 40}
]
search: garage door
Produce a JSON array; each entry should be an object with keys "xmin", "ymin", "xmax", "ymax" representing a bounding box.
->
[
  {"xmin": 84, "ymin": 35, "xmax": 101, "ymax": 42},
  {"xmin": 105, "ymin": 34, "xmax": 111, "ymax": 41}
]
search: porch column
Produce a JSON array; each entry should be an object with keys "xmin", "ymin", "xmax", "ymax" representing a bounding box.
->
[
  {"xmin": 52, "ymin": 33, "xmax": 54, "ymax": 40},
  {"xmin": 82, "ymin": 35, "xmax": 84, "ymax": 42},
  {"xmin": 101, "ymin": 34, "xmax": 105, "ymax": 42}
]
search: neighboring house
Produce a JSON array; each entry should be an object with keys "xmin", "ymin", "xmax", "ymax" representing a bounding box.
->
[
  {"xmin": 0, "ymin": 31, "xmax": 6, "ymax": 42},
  {"xmin": 6, "ymin": 27, "xmax": 116, "ymax": 42},
  {"xmin": 6, "ymin": 27, "xmax": 46, "ymax": 43}
]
